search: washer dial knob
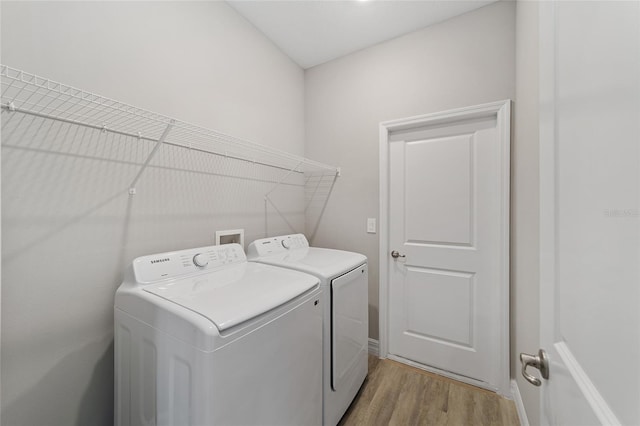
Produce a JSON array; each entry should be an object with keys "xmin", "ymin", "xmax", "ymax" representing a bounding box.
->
[
  {"xmin": 193, "ymin": 253, "xmax": 209, "ymax": 267},
  {"xmin": 281, "ymin": 239, "xmax": 291, "ymax": 249}
]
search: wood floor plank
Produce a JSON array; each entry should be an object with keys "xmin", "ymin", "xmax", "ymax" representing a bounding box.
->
[
  {"xmin": 418, "ymin": 376, "xmax": 450, "ymax": 425},
  {"xmin": 499, "ymin": 396, "xmax": 521, "ymax": 426},
  {"xmin": 339, "ymin": 355, "xmax": 519, "ymax": 426},
  {"xmin": 445, "ymin": 382, "xmax": 477, "ymax": 425},
  {"xmin": 339, "ymin": 355, "xmax": 388, "ymax": 425},
  {"xmin": 387, "ymin": 368, "xmax": 423, "ymax": 426},
  {"xmin": 360, "ymin": 362, "xmax": 405, "ymax": 425}
]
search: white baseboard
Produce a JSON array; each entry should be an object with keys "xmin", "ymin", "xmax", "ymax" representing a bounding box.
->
[
  {"xmin": 368, "ymin": 338, "xmax": 379, "ymax": 356},
  {"xmin": 511, "ymin": 379, "xmax": 530, "ymax": 426}
]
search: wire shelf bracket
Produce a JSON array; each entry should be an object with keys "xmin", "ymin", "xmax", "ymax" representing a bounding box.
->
[{"xmin": 128, "ymin": 120, "xmax": 175, "ymax": 195}]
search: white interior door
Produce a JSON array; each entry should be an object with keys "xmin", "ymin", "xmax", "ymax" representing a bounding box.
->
[
  {"xmin": 537, "ymin": 2, "xmax": 640, "ymax": 425},
  {"xmin": 381, "ymin": 101, "xmax": 510, "ymax": 395}
]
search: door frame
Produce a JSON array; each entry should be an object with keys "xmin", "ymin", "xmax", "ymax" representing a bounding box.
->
[{"xmin": 378, "ymin": 100, "xmax": 511, "ymax": 396}]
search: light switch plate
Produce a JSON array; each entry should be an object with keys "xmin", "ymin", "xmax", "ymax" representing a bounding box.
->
[{"xmin": 367, "ymin": 218, "xmax": 376, "ymax": 234}]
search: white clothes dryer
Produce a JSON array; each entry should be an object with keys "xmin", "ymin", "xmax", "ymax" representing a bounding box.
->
[
  {"xmin": 115, "ymin": 243, "xmax": 323, "ymax": 426},
  {"xmin": 247, "ymin": 234, "xmax": 368, "ymax": 426}
]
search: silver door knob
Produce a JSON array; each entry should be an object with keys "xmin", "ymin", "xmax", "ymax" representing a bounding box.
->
[
  {"xmin": 520, "ymin": 349, "xmax": 549, "ymax": 386},
  {"xmin": 390, "ymin": 250, "xmax": 406, "ymax": 259}
]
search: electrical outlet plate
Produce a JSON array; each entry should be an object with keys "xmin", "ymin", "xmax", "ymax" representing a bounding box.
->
[{"xmin": 215, "ymin": 229, "xmax": 245, "ymax": 247}]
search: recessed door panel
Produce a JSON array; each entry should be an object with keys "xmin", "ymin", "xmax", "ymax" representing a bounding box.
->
[
  {"xmin": 405, "ymin": 267, "xmax": 474, "ymax": 347},
  {"xmin": 405, "ymin": 135, "xmax": 473, "ymax": 246}
]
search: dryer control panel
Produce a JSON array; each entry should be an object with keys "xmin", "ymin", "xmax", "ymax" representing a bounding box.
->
[
  {"xmin": 247, "ymin": 234, "xmax": 309, "ymax": 258},
  {"xmin": 133, "ymin": 243, "xmax": 246, "ymax": 284}
]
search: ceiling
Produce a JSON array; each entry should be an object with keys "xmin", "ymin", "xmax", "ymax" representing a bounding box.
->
[{"xmin": 226, "ymin": 0, "xmax": 496, "ymax": 69}]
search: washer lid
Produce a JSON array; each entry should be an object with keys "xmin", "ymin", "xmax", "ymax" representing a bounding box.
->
[
  {"xmin": 253, "ymin": 247, "xmax": 367, "ymax": 279},
  {"xmin": 143, "ymin": 262, "xmax": 318, "ymax": 331}
]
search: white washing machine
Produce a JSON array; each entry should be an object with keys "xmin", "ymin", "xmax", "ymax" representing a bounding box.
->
[
  {"xmin": 114, "ymin": 243, "xmax": 323, "ymax": 426},
  {"xmin": 247, "ymin": 234, "xmax": 368, "ymax": 426}
]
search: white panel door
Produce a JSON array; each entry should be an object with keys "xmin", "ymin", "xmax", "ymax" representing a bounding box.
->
[
  {"xmin": 537, "ymin": 2, "xmax": 640, "ymax": 425},
  {"xmin": 385, "ymin": 101, "xmax": 510, "ymax": 394}
]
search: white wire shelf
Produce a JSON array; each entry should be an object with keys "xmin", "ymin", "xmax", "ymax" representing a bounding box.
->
[{"xmin": 0, "ymin": 64, "xmax": 339, "ymax": 176}]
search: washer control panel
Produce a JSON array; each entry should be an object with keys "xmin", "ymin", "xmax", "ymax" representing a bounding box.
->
[
  {"xmin": 133, "ymin": 243, "xmax": 246, "ymax": 284},
  {"xmin": 247, "ymin": 234, "xmax": 309, "ymax": 258}
]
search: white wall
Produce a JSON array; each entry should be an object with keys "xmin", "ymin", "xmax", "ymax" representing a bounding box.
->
[
  {"xmin": 513, "ymin": 1, "xmax": 540, "ymax": 424},
  {"xmin": 304, "ymin": 1, "xmax": 516, "ymax": 340},
  {"xmin": 1, "ymin": 2, "xmax": 305, "ymax": 425}
]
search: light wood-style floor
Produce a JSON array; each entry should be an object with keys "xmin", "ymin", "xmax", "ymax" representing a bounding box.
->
[{"xmin": 339, "ymin": 356, "xmax": 520, "ymax": 426}]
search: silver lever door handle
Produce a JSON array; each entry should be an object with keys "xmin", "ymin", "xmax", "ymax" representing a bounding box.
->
[
  {"xmin": 520, "ymin": 349, "xmax": 549, "ymax": 386},
  {"xmin": 391, "ymin": 250, "xmax": 406, "ymax": 259}
]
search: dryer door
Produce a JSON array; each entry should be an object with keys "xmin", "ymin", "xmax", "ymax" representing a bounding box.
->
[{"xmin": 331, "ymin": 264, "xmax": 368, "ymax": 391}]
